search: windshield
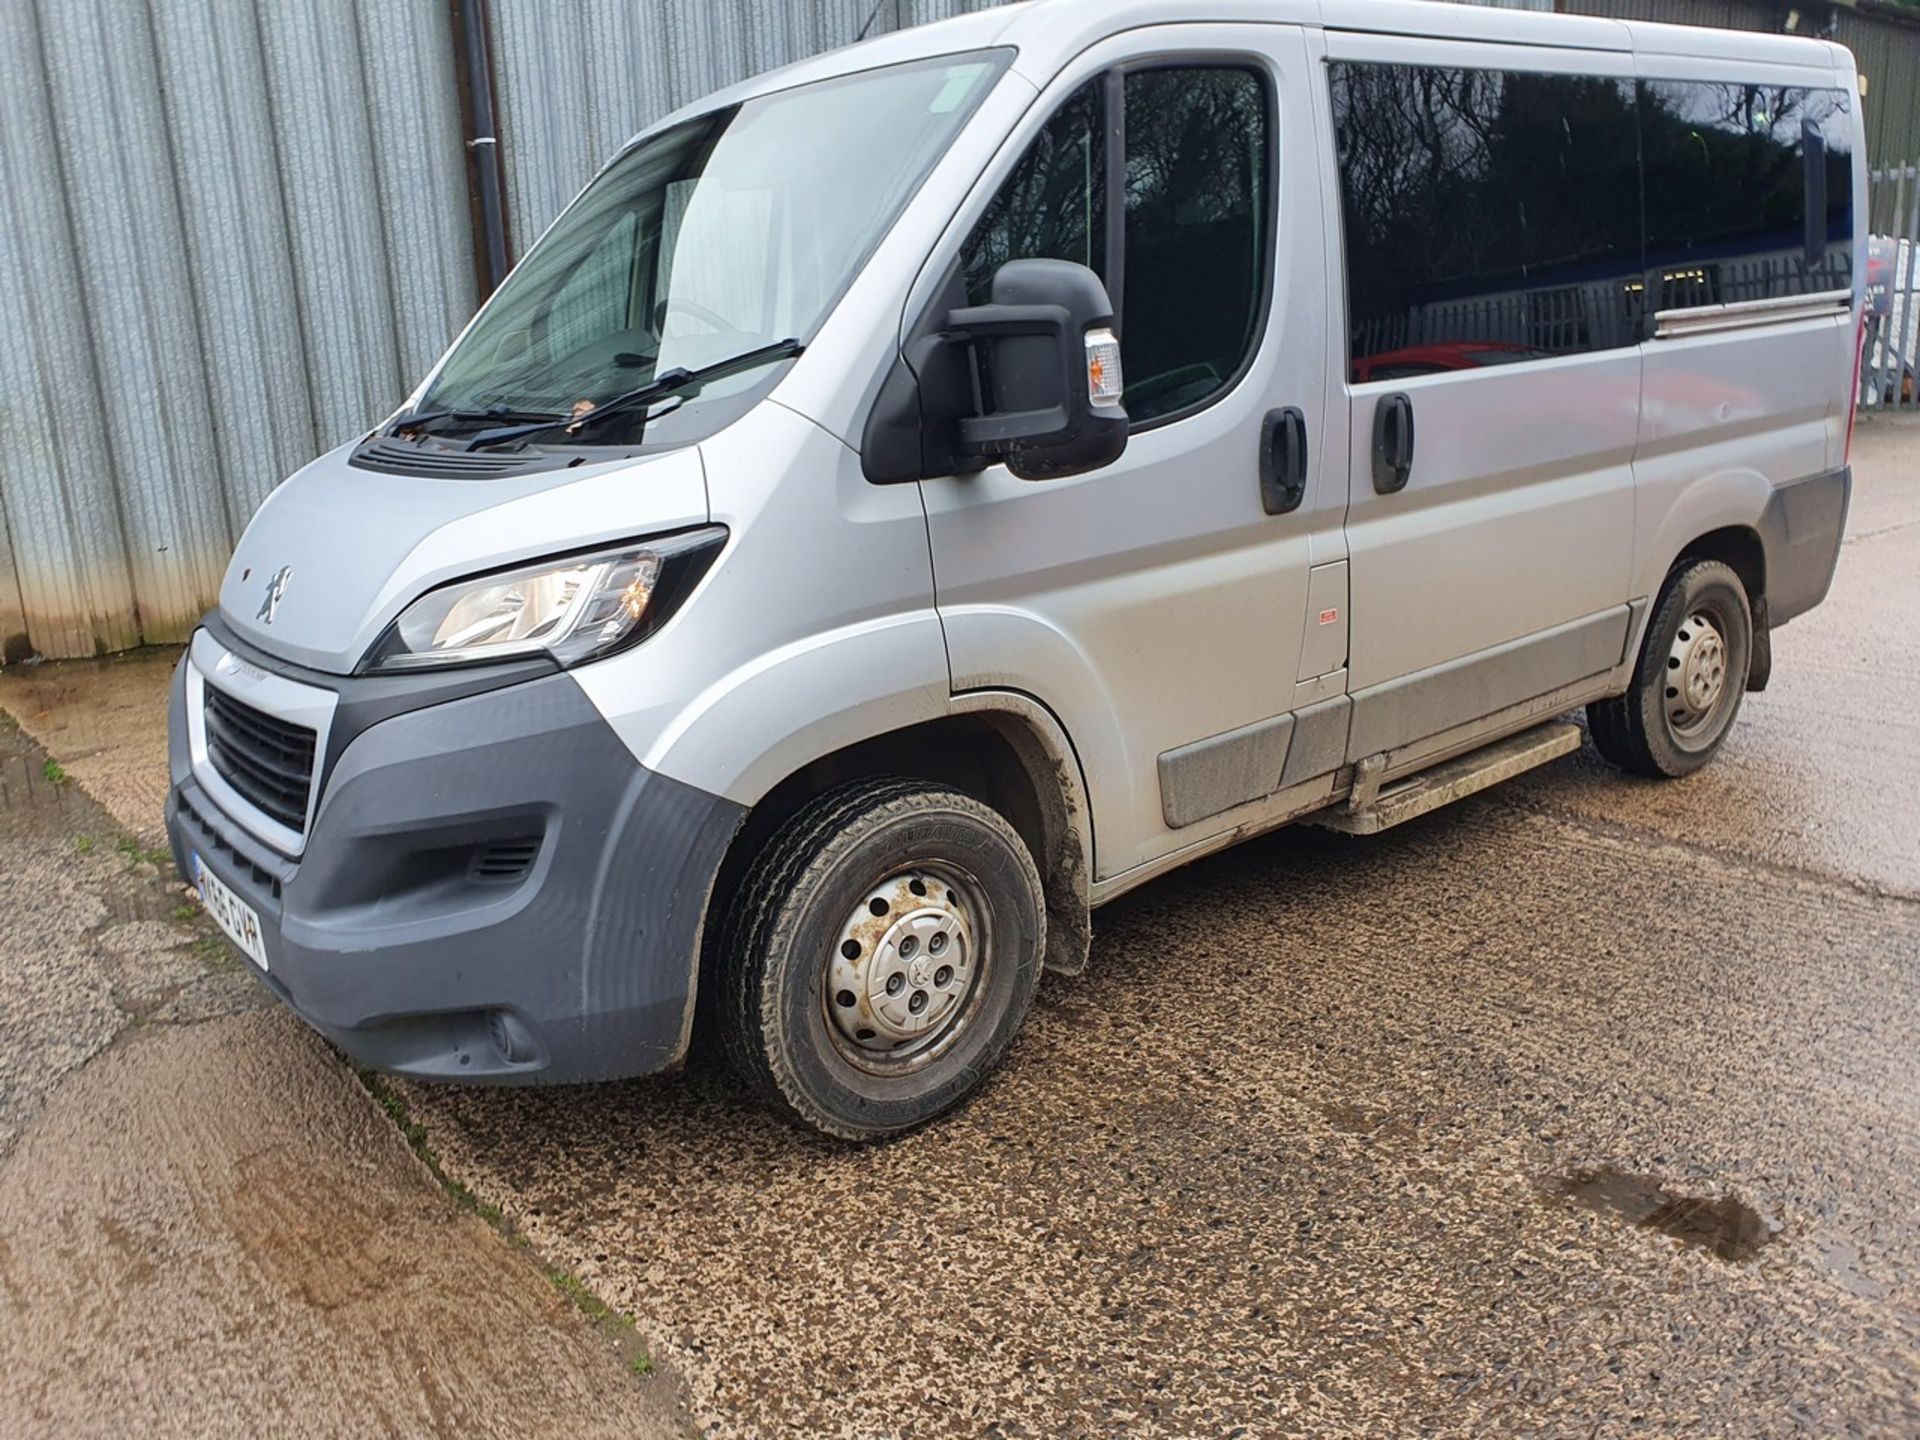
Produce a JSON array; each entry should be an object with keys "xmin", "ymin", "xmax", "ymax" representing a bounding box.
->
[{"xmin": 414, "ymin": 50, "xmax": 1007, "ymax": 448}]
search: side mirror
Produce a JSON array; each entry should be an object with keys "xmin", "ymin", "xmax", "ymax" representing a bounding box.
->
[{"xmin": 946, "ymin": 258, "xmax": 1128, "ymax": 480}]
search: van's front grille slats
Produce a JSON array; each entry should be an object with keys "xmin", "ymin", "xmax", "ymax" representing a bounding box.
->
[{"xmin": 204, "ymin": 685, "xmax": 317, "ymax": 833}]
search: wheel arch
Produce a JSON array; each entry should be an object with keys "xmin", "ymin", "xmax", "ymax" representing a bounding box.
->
[
  {"xmin": 1670, "ymin": 526, "xmax": 1770, "ymax": 690},
  {"xmin": 696, "ymin": 694, "xmax": 1096, "ymax": 1043},
  {"xmin": 1674, "ymin": 525, "xmax": 1766, "ymax": 608}
]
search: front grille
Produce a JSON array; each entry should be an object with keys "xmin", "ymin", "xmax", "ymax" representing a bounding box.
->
[{"xmin": 204, "ymin": 684, "xmax": 317, "ymax": 834}]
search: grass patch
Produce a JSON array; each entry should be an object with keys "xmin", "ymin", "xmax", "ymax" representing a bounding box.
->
[
  {"xmin": 41, "ymin": 758, "xmax": 67, "ymax": 785},
  {"xmin": 114, "ymin": 833, "xmax": 174, "ymax": 868},
  {"xmin": 75, "ymin": 835, "xmax": 95, "ymax": 855},
  {"xmin": 0, "ymin": 708, "xmax": 17, "ymax": 732},
  {"xmin": 192, "ymin": 933, "xmax": 239, "ymax": 973},
  {"xmin": 352, "ymin": 1067, "xmax": 656, "ymax": 1381},
  {"xmin": 170, "ymin": 902, "xmax": 201, "ymax": 923}
]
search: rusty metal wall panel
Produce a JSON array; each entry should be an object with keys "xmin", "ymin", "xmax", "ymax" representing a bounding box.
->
[
  {"xmin": 0, "ymin": 0, "xmax": 475, "ymax": 661},
  {"xmin": 35, "ymin": 0, "xmax": 231, "ymax": 650},
  {"xmin": 0, "ymin": 0, "xmax": 140, "ymax": 661}
]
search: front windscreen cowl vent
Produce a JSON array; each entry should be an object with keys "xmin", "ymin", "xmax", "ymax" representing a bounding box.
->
[{"xmin": 350, "ymin": 436, "xmax": 578, "ymax": 480}]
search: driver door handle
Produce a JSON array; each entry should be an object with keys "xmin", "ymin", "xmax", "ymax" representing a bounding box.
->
[{"xmin": 1259, "ymin": 406, "xmax": 1308, "ymax": 515}]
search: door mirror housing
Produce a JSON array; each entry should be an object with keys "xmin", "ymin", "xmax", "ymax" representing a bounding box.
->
[{"xmin": 946, "ymin": 259, "xmax": 1128, "ymax": 481}]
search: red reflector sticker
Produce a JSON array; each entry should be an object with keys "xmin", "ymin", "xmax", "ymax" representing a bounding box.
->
[{"xmin": 1318, "ymin": 608, "xmax": 1339, "ymax": 625}]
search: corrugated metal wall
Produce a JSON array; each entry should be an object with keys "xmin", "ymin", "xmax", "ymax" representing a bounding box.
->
[
  {"xmin": 0, "ymin": 0, "xmax": 997, "ymax": 661},
  {"xmin": 0, "ymin": 0, "xmax": 474, "ymax": 661},
  {"xmin": 487, "ymin": 1, "xmax": 1002, "ymax": 275},
  {"xmin": 2, "ymin": 0, "xmax": 1916, "ymax": 660}
]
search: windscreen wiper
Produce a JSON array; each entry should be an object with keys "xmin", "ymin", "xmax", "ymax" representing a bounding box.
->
[
  {"xmin": 386, "ymin": 404, "xmax": 566, "ymax": 436},
  {"xmin": 462, "ymin": 338, "xmax": 804, "ymax": 451}
]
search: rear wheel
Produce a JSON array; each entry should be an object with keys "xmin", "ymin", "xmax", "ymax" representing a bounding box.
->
[
  {"xmin": 715, "ymin": 778, "xmax": 1045, "ymax": 1141},
  {"xmin": 1589, "ymin": 558, "xmax": 1752, "ymax": 778}
]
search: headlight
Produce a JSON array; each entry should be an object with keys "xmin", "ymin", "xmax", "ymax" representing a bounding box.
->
[{"xmin": 362, "ymin": 527, "xmax": 726, "ymax": 672}]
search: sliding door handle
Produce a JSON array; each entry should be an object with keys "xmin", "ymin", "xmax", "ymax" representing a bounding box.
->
[
  {"xmin": 1259, "ymin": 406, "xmax": 1308, "ymax": 515},
  {"xmin": 1371, "ymin": 391, "xmax": 1415, "ymax": 495}
]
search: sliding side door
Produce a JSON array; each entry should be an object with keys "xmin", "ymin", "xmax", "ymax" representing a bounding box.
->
[{"xmin": 1322, "ymin": 34, "xmax": 1641, "ymax": 765}]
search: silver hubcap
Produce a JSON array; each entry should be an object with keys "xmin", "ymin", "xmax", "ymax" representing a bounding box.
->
[
  {"xmin": 1666, "ymin": 610, "xmax": 1729, "ymax": 735},
  {"xmin": 826, "ymin": 865, "xmax": 983, "ymax": 1069}
]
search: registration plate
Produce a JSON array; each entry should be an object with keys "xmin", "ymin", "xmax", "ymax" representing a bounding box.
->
[{"xmin": 194, "ymin": 854, "xmax": 268, "ymax": 970}]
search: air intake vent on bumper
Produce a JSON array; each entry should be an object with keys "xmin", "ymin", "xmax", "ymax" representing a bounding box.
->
[{"xmin": 470, "ymin": 838, "xmax": 541, "ymax": 883}]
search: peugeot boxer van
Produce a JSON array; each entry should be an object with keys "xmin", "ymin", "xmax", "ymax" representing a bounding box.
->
[{"xmin": 168, "ymin": 0, "xmax": 1864, "ymax": 1139}]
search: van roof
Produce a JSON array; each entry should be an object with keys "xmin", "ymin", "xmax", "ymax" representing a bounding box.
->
[{"xmin": 634, "ymin": 0, "xmax": 1850, "ymax": 148}]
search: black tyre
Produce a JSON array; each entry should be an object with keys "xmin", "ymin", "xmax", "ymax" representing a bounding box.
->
[
  {"xmin": 715, "ymin": 777, "xmax": 1045, "ymax": 1141},
  {"xmin": 1588, "ymin": 559, "xmax": 1752, "ymax": 779}
]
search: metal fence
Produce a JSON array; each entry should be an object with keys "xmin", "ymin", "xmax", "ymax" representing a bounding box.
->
[{"xmin": 1866, "ymin": 163, "xmax": 1920, "ymax": 411}]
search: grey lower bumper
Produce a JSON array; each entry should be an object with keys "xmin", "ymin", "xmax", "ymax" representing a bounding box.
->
[{"xmin": 165, "ymin": 657, "xmax": 742, "ymax": 1084}]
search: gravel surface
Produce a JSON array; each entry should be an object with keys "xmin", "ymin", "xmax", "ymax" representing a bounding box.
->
[{"xmin": 409, "ymin": 419, "xmax": 1920, "ymax": 1438}]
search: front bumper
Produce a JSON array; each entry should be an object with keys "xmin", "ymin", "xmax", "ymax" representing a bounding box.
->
[{"xmin": 165, "ymin": 645, "xmax": 742, "ymax": 1084}]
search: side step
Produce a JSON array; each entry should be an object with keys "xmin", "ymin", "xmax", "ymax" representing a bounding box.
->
[{"xmin": 1315, "ymin": 721, "xmax": 1583, "ymax": 836}]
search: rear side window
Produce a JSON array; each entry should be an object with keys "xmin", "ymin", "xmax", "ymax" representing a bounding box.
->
[
  {"xmin": 1640, "ymin": 81, "xmax": 1854, "ymax": 309},
  {"xmin": 1329, "ymin": 63, "xmax": 1642, "ymax": 383},
  {"xmin": 962, "ymin": 64, "xmax": 1271, "ymax": 425}
]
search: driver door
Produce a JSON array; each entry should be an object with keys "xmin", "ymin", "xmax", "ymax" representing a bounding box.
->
[{"xmin": 919, "ymin": 25, "xmax": 1346, "ymax": 881}]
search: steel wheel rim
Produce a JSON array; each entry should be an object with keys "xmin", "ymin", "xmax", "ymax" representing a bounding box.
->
[
  {"xmin": 823, "ymin": 859, "xmax": 992, "ymax": 1075},
  {"xmin": 1663, "ymin": 605, "xmax": 1734, "ymax": 746}
]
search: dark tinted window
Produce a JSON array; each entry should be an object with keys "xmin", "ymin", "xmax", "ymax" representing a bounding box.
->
[
  {"xmin": 1120, "ymin": 68, "xmax": 1269, "ymax": 421},
  {"xmin": 1640, "ymin": 81, "xmax": 1853, "ymax": 308},
  {"xmin": 1330, "ymin": 63, "xmax": 1642, "ymax": 382},
  {"xmin": 962, "ymin": 80, "xmax": 1106, "ymax": 304},
  {"xmin": 961, "ymin": 65, "xmax": 1270, "ymax": 425}
]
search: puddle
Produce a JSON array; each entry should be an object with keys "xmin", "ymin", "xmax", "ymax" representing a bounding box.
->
[
  {"xmin": 1555, "ymin": 1166, "xmax": 1778, "ymax": 1262},
  {"xmin": 1813, "ymin": 1237, "xmax": 1891, "ymax": 1300}
]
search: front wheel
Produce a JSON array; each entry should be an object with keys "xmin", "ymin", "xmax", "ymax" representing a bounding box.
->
[
  {"xmin": 714, "ymin": 778, "xmax": 1045, "ymax": 1141},
  {"xmin": 1588, "ymin": 558, "xmax": 1752, "ymax": 779}
]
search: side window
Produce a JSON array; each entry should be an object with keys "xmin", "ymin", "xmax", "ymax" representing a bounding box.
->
[
  {"xmin": 1640, "ymin": 81, "xmax": 1854, "ymax": 308},
  {"xmin": 960, "ymin": 64, "xmax": 1271, "ymax": 426},
  {"xmin": 1329, "ymin": 63, "xmax": 1641, "ymax": 383},
  {"xmin": 962, "ymin": 80, "xmax": 1106, "ymax": 304},
  {"xmin": 1121, "ymin": 68, "xmax": 1269, "ymax": 422}
]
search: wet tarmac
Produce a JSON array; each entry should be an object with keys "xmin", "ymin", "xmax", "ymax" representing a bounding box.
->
[
  {"xmin": 408, "ymin": 419, "xmax": 1920, "ymax": 1439},
  {"xmin": 0, "ymin": 719, "xmax": 685, "ymax": 1438}
]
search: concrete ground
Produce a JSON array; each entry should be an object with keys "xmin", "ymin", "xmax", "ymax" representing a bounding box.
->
[
  {"xmin": 0, "ymin": 705, "xmax": 686, "ymax": 1432},
  {"xmin": 2, "ymin": 418, "xmax": 1916, "ymax": 1437}
]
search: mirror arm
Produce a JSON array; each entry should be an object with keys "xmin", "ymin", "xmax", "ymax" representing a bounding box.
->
[
  {"xmin": 943, "ymin": 302, "xmax": 1070, "ymax": 342},
  {"xmin": 945, "ymin": 302, "xmax": 1077, "ymax": 455},
  {"xmin": 958, "ymin": 405, "xmax": 1073, "ymax": 453}
]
